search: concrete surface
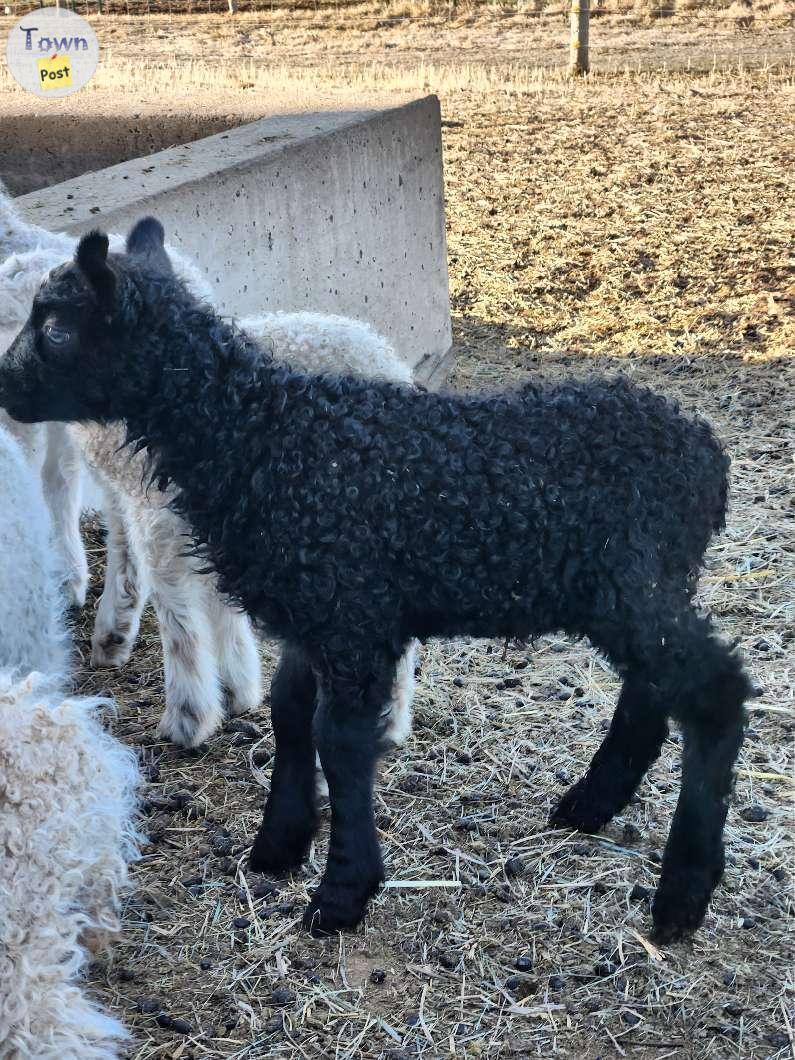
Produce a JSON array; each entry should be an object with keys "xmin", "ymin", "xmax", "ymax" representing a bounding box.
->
[
  {"xmin": 16, "ymin": 98, "xmax": 452, "ymax": 383},
  {"xmin": 1, "ymin": 112, "xmax": 244, "ymax": 196}
]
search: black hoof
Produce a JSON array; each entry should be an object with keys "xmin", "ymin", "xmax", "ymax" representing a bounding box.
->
[
  {"xmin": 301, "ymin": 877, "xmax": 382, "ymax": 936},
  {"xmin": 651, "ymin": 882, "xmax": 711, "ymax": 943},
  {"xmin": 650, "ymin": 918, "xmax": 692, "ymax": 946},
  {"xmin": 249, "ymin": 816, "xmax": 316, "ymax": 875},
  {"xmin": 550, "ymin": 781, "xmax": 613, "ymax": 834},
  {"xmin": 650, "ymin": 851, "xmax": 722, "ymax": 943}
]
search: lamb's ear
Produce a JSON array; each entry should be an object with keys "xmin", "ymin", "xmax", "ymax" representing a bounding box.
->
[
  {"xmin": 126, "ymin": 216, "xmax": 173, "ymax": 274},
  {"xmin": 75, "ymin": 230, "xmax": 116, "ymax": 311}
]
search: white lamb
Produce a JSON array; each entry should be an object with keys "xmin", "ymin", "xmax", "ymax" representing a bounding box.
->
[
  {"xmin": 1, "ymin": 184, "xmax": 416, "ymax": 750},
  {"xmin": 0, "ymin": 203, "xmax": 88, "ymax": 609},
  {"xmin": 0, "ymin": 422, "xmax": 139, "ymax": 1060}
]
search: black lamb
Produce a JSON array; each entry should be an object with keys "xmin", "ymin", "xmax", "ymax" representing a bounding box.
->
[{"xmin": 0, "ymin": 218, "xmax": 751, "ymax": 941}]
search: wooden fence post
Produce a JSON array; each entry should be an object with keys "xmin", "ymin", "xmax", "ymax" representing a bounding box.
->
[{"xmin": 568, "ymin": 0, "xmax": 590, "ymax": 76}]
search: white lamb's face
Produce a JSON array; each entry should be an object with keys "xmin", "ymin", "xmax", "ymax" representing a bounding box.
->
[{"xmin": 0, "ymin": 253, "xmax": 62, "ymax": 342}]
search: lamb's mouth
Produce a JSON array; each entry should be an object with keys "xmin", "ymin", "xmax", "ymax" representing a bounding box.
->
[
  {"xmin": 2, "ymin": 401, "xmax": 44, "ymax": 424},
  {"xmin": 0, "ymin": 386, "xmax": 61, "ymax": 424}
]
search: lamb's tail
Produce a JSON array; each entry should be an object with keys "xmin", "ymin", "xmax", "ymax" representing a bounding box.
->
[
  {"xmin": 713, "ymin": 469, "xmax": 730, "ymax": 533},
  {"xmin": 700, "ymin": 424, "xmax": 731, "ymax": 535}
]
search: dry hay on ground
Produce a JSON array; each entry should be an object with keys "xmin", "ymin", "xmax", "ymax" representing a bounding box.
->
[
  {"xmin": 441, "ymin": 67, "xmax": 793, "ymax": 365},
  {"xmin": 47, "ymin": 24, "xmax": 794, "ymax": 1060}
]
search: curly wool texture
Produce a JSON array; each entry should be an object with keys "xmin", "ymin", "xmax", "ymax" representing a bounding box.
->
[
  {"xmin": 76, "ymin": 312, "xmax": 412, "ymax": 500},
  {"xmin": 1, "ymin": 237, "xmax": 732, "ymax": 664},
  {"xmin": 0, "ymin": 673, "xmax": 139, "ymax": 1060},
  {"xmin": 128, "ymin": 302, "xmax": 730, "ymax": 661},
  {"xmin": 0, "ymin": 423, "xmax": 140, "ymax": 1060},
  {"xmin": 74, "ymin": 310, "xmax": 417, "ymax": 748}
]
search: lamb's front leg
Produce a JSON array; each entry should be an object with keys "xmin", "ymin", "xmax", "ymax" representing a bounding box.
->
[
  {"xmin": 147, "ymin": 517, "xmax": 224, "ymax": 747},
  {"xmin": 250, "ymin": 644, "xmax": 319, "ymax": 873},
  {"xmin": 302, "ymin": 649, "xmax": 397, "ymax": 936},
  {"xmin": 42, "ymin": 423, "xmax": 89, "ymax": 607},
  {"xmin": 205, "ymin": 586, "xmax": 264, "ymax": 717},
  {"xmin": 91, "ymin": 491, "xmax": 148, "ymax": 668}
]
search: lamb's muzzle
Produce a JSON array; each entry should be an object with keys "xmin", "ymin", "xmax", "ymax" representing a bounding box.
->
[{"xmin": 0, "ymin": 216, "xmax": 752, "ymax": 942}]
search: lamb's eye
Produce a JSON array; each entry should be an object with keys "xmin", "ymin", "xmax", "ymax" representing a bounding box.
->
[{"xmin": 43, "ymin": 321, "xmax": 71, "ymax": 347}]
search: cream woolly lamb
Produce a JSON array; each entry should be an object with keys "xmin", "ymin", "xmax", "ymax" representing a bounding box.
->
[
  {"xmin": 0, "ymin": 423, "xmax": 139, "ymax": 1060},
  {"xmin": 241, "ymin": 312, "xmax": 413, "ymax": 384}
]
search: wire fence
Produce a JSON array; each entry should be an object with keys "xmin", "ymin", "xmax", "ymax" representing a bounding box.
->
[{"xmin": 2, "ymin": 0, "xmax": 790, "ymax": 20}]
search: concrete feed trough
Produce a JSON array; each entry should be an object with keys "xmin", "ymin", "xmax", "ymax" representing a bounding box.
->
[{"xmin": 13, "ymin": 97, "xmax": 452, "ymax": 384}]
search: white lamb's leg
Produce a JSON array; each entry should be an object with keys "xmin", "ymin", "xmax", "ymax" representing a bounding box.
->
[
  {"xmin": 42, "ymin": 423, "xmax": 89, "ymax": 607},
  {"xmin": 205, "ymin": 585, "xmax": 264, "ymax": 718},
  {"xmin": 91, "ymin": 489, "xmax": 148, "ymax": 669},
  {"xmin": 148, "ymin": 514, "xmax": 225, "ymax": 748},
  {"xmin": 383, "ymin": 638, "xmax": 419, "ymax": 748}
]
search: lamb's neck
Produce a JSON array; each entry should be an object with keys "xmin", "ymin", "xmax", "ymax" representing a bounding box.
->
[{"xmin": 123, "ymin": 315, "xmax": 280, "ymax": 489}]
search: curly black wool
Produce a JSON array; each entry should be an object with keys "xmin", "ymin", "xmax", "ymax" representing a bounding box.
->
[{"xmin": 0, "ymin": 217, "xmax": 752, "ymax": 941}]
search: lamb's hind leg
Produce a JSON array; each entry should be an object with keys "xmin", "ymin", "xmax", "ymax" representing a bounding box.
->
[
  {"xmin": 555, "ymin": 608, "xmax": 749, "ymax": 939},
  {"xmin": 205, "ymin": 586, "xmax": 264, "ymax": 718},
  {"xmin": 651, "ymin": 623, "xmax": 749, "ymax": 941},
  {"xmin": 91, "ymin": 491, "xmax": 148, "ymax": 668},
  {"xmin": 148, "ymin": 517, "xmax": 225, "ymax": 748},
  {"xmin": 551, "ymin": 670, "xmax": 669, "ymax": 833}
]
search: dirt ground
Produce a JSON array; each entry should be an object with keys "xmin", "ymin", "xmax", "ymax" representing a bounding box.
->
[
  {"xmin": 2, "ymin": 10, "xmax": 795, "ymax": 190},
  {"xmin": 3, "ymin": 9, "xmax": 792, "ymax": 1059}
]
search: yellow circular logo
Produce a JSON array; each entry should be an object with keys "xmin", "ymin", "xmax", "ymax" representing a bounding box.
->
[{"xmin": 5, "ymin": 10, "xmax": 99, "ymax": 99}]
